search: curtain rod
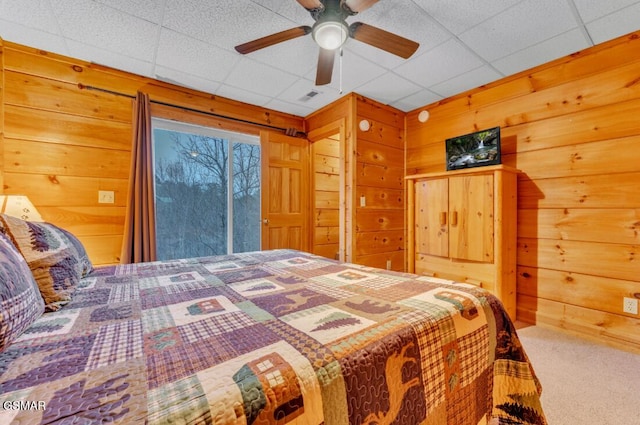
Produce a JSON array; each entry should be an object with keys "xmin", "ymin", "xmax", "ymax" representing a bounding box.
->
[{"xmin": 77, "ymin": 83, "xmax": 306, "ymax": 137}]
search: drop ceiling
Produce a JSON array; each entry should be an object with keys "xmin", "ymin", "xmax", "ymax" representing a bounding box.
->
[{"xmin": 1, "ymin": 0, "xmax": 640, "ymax": 117}]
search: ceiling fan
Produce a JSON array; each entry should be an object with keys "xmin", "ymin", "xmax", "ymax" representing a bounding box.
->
[{"xmin": 234, "ymin": 0, "xmax": 419, "ymax": 86}]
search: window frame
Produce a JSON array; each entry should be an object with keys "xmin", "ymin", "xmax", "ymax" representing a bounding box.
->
[{"xmin": 151, "ymin": 117, "xmax": 261, "ymax": 257}]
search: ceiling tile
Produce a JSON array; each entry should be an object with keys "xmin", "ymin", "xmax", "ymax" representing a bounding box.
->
[
  {"xmin": 354, "ymin": 0, "xmax": 451, "ymax": 52},
  {"xmin": 223, "ymin": 57, "xmax": 299, "ymax": 98},
  {"xmin": 492, "ymin": 28, "xmax": 591, "ymax": 76},
  {"xmin": 585, "ymin": 2, "xmax": 640, "ymax": 43},
  {"xmin": 429, "ymin": 65, "xmax": 503, "ymax": 98},
  {"xmin": 413, "ymin": 0, "xmax": 522, "ymax": 35},
  {"xmin": 459, "ymin": 0, "xmax": 579, "ymax": 61},
  {"xmin": 355, "ymin": 72, "xmax": 423, "ymax": 106},
  {"xmin": 1, "ymin": 0, "xmax": 59, "ymax": 33},
  {"xmin": 275, "ymin": 0, "xmax": 314, "ymax": 24},
  {"xmin": 278, "ymin": 78, "xmax": 343, "ymax": 109},
  {"xmin": 52, "ymin": 0, "xmax": 159, "ymax": 61},
  {"xmin": 94, "ymin": 0, "xmax": 165, "ymax": 23},
  {"xmin": 391, "ymin": 89, "xmax": 443, "ymax": 112},
  {"xmin": 264, "ymin": 98, "xmax": 314, "ymax": 117},
  {"xmin": 573, "ymin": 0, "xmax": 640, "ymax": 22},
  {"xmin": 66, "ymin": 39, "xmax": 155, "ymax": 78},
  {"xmin": 312, "ymin": 51, "xmax": 387, "ymax": 94},
  {"xmin": 215, "ymin": 83, "xmax": 272, "ymax": 108},
  {"xmin": 156, "ymin": 29, "xmax": 240, "ymax": 82},
  {"xmin": 247, "ymin": 36, "xmax": 318, "ymax": 77},
  {"xmin": 154, "ymin": 65, "xmax": 221, "ymax": 95},
  {"xmin": 394, "ymin": 38, "xmax": 484, "ymax": 88},
  {"xmin": 163, "ymin": 0, "xmax": 295, "ymax": 52},
  {"xmin": 0, "ymin": 19, "xmax": 68, "ymax": 54}
]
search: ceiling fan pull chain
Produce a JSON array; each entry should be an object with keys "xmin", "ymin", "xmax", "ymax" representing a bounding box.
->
[{"xmin": 339, "ymin": 47, "xmax": 344, "ymax": 94}]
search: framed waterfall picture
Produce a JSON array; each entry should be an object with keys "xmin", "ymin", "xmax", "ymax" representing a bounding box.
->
[{"xmin": 445, "ymin": 126, "xmax": 501, "ymax": 170}]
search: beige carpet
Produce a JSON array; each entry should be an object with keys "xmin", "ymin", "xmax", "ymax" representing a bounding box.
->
[{"xmin": 516, "ymin": 324, "xmax": 640, "ymax": 425}]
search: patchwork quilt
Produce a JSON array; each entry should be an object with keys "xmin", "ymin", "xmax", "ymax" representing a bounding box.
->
[{"xmin": 0, "ymin": 249, "xmax": 546, "ymax": 424}]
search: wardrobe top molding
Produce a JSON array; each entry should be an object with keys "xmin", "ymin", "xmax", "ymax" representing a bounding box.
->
[{"xmin": 406, "ymin": 164, "xmax": 521, "ymax": 180}]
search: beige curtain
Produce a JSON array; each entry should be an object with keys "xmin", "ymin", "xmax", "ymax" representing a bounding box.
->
[{"xmin": 120, "ymin": 92, "xmax": 157, "ymax": 264}]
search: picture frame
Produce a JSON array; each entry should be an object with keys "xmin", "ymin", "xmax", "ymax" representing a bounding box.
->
[{"xmin": 445, "ymin": 126, "xmax": 501, "ymax": 171}]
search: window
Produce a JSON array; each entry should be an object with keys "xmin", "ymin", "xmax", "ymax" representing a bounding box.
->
[{"xmin": 152, "ymin": 118, "xmax": 261, "ymax": 260}]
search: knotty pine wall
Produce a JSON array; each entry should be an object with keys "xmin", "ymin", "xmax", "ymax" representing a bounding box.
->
[
  {"xmin": 354, "ymin": 95, "xmax": 405, "ymax": 271},
  {"xmin": 311, "ymin": 133, "xmax": 341, "ymax": 260},
  {"xmin": 406, "ymin": 31, "xmax": 640, "ymax": 352},
  {"xmin": 306, "ymin": 93, "xmax": 405, "ymax": 271},
  {"xmin": 0, "ymin": 39, "xmax": 304, "ymax": 265}
]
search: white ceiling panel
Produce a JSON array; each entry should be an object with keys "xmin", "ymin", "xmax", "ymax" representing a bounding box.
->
[
  {"xmin": 429, "ymin": 65, "xmax": 503, "ymax": 98},
  {"xmin": 53, "ymin": 0, "xmax": 160, "ymax": 61},
  {"xmin": 278, "ymin": 78, "xmax": 343, "ymax": 108},
  {"xmin": 459, "ymin": 0, "xmax": 578, "ymax": 61},
  {"xmin": 224, "ymin": 56, "xmax": 300, "ymax": 98},
  {"xmin": 0, "ymin": 19, "xmax": 68, "ymax": 54},
  {"xmin": 1, "ymin": 0, "xmax": 59, "ymax": 34},
  {"xmin": 413, "ymin": 0, "xmax": 522, "ymax": 35},
  {"xmin": 492, "ymin": 28, "xmax": 591, "ymax": 76},
  {"xmin": 0, "ymin": 0, "xmax": 638, "ymax": 116},
  {"xmin": 572, "ymin": 0, "xmax": 640, "ymax": 23},
  {"xmin": 264, "ymin": 97, "xmax": 316, "ymax": 117},
  {"xmin": 67, "ymin": 40, "xmax": 155, "ymax": 77},
  {"xmin": 215, "ymin": 83, "xmax": 273, "ymax": 108},
  {"xmin": 249, "ymin": 36, "xmax": 319, "ymax": 76},
  {"xmin": 155, "ymin": 29, "xmax": 240, "ymax": 82},
  {"xmin": 155, "ymin": 65, "xmax": 221, "ymax": 95},
  {"xmin": 391, "ymin": 88, "xmax": 442, "ymax": 113},
  {"xmin": 318, "ymin": 51, "xmax": 387, "ymax": 94},
  {"xmin": 394, "ymin": 38, "xmax": 485, "ymax": 88},
  {"xmin": 355, "ymin": 72, "xmax": 423, "ymax": 105},
  {"xmin": 584, "ymin": 2, "xmax": 640, "ymax": 43},
  {"xmin": 94, "ymin": 0, "xmax": 165, "ymax": 24}
]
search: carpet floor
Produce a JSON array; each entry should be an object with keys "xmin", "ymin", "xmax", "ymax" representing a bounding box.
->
[{"xmin": 516, "ymin": 324, "xmax": 640, "ymax": 425}]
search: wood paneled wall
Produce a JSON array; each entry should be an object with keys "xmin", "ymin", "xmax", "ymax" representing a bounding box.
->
[
  {"xmin": 405, "ymin": 31, "xmax": 640, "ymax": 352},
  {"xmin": 311, "ymin": 134, "xmax": 341, "ymax": 259},
  {"xmin": 306, "ymin": 93, "xmax": 405, "ymax": 270},
  {"xmin": 354, "ymin": 95, "xmax": 405, "ymax": 271},
  {"xmin": 0, "ymin": 39, "xmax": 304, "ymax": 265}
]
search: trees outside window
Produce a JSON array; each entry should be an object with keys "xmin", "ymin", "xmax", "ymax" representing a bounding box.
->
[{"xmin": 152, "ymin": 119, "xmax": 260, "ymax": 260}]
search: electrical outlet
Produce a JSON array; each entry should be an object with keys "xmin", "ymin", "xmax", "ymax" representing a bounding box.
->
[
  {"xmin": 623, "ymin": 297, "xmax": 638, "ymax": 315},
  {"xmin": 98, "ymin": 190, "xmax": 115, "ymax": 204}
]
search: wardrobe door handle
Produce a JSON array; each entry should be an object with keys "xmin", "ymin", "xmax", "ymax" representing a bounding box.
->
[
  {"xmin": 450, "ymin": 211, "xmax": 458, "ymax": 226},
  {"xmin": 440, "ymin": 212, "xmax": 447, "ymax": 226}
]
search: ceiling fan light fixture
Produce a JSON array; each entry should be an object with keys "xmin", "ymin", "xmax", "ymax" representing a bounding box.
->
[{"xmin": 313, "ymin": 20, "xmax": 348, "ymax": 50}]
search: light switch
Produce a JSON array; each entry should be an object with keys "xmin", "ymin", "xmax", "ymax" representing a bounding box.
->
[
  {"xmin": 360, "ymin": 195, "xmax": 366, "ymax": 207},
  {"xmin": 98, "ymin": 190, "xmax": 115, "ymax": 204}
]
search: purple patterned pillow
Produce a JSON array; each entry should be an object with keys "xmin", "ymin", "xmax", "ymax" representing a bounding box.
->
[
  {"xmin": 0, "ymin": 214, "xmax": 93, "ymax": 311},
  {"xmin": 0, "ymin": 232, "xmax": 45, "ymax": 351}
]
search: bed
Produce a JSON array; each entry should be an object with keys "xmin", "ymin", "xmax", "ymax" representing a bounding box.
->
[{"xmin": 0, "ymin": 214, "xmax": 546, "ymax": 425}]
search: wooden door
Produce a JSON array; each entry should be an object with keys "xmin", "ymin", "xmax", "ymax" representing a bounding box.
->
[
  {"xmin": 415, "ymin": 178, "xmax": 449, "ymax": 257},
  {"xmin": 448, "ymin": 174, "xmax": 494, "ymax": 262},
  {"xmin": 260, "ymin": 131, "xmax": 309, "ymax": 251}
]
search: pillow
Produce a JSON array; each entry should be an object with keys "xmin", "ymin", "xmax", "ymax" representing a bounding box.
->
[
  {"xmin": 0, "ymin": 214, "xmax": 93, "ymax": 311},
  {"xmin": 0, "ymin": 232, "xmax": 45, "ymax": 351}
]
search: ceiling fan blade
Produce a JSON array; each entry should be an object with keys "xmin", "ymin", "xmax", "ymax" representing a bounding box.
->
[
  {"xmin": 349, "ymin": 22, "xmax": 419, "ymax": 59},
  {"xmin": 342, "ymin": 0, "xmax": 379, "ymax": 13},
  {"xmin": 235, "ymin": 26, "xmax": 312, "ymax": 54},
  {"xmin": 316, "ymin": 48, "xmax": 335, "ymax": 85},
  {"xmin": 296, "ymin": 0, "xmax": 324, "ymax": 11}
]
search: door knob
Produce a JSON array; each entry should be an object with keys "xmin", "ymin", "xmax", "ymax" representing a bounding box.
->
[{"xmin": 263, "ymin": 218, "xmax": 269, "ymax": 225}]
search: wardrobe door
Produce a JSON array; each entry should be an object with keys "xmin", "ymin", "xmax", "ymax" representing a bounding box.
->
[
  {"xmin": 448, "ymin": 174, "xmax": 494, "ymax": 263},
  {"xmin": 415, "ymin": 178, "xmax": 449, "ymax": 257}
]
